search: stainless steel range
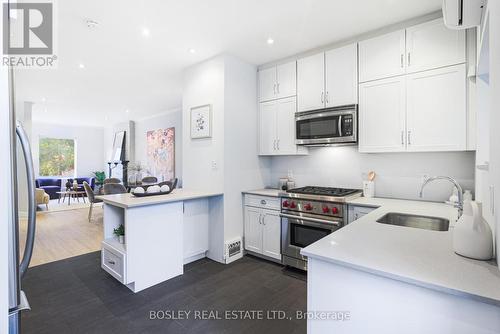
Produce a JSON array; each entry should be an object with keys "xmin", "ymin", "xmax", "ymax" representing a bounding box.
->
[{"xmin": 280, "ymin": 186, "xmax": 362, "ymax": 270}]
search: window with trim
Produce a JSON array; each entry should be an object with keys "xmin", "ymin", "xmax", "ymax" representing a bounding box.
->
[{"xmin": 38, "ymin": 137, "xmax": 76, "ymax": 177}]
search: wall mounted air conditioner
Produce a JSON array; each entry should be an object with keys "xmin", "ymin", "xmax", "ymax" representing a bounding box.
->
[{"xmin": 442, "ymin": 0, "xmax": 485, "ymax": 29}]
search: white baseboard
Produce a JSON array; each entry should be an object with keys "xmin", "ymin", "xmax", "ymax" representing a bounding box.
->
[{"xmin": 183, "ymin": 251, "xmax": 206, "ymax": 265}]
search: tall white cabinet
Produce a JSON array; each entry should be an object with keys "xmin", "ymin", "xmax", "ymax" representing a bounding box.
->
[
  {"xmin": 258, "ymin": 61, "xmax": 306, "ymax": 156},
  {"xmin": 359, "ymin": 18, "xmax": 468, "ymax": 153}
]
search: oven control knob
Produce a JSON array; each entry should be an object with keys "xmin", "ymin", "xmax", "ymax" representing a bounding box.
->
[
  {"xmin": 322, "ymin": 206, "xmax": 330, "ymax": 213},
  {"xmin": 290, "ymin": 202, "xmax": 297, "ymax": 209},
  {"xmin": 304, "ymin": 203, "xmax": 313, "ymax": 211},
  {"xmin": 282, "ymin": 200, "xmax": 289, "ymax": 208},
  {"xmin": 332, "ymin": 207, "xmax": 339, "ymax": 214}
]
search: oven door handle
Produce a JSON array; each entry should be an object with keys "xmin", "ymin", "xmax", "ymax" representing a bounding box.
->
[
  {"xmin": 337, "ymin": 115, "xmax": 343, "ymax": 137},
  {"xmin": 280, "ymin": 213, "xmax": 341, "ymax": 226}
]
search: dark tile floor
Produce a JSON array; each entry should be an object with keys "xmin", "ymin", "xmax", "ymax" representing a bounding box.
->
[{"xmin": 21, "ymin": 252, "xmax": 306, "ymax": 334}]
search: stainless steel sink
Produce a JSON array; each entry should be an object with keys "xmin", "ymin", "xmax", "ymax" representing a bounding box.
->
[{"xmin": 376, "ymin": 212, "xmax": 450, "ymax": 231}]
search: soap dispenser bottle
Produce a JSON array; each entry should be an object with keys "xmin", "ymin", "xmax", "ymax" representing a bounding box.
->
[{"xmin": 453, "ymin": 200, "xmax": 493, "ymax": 260}]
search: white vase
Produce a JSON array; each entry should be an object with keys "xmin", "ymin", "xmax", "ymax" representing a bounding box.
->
[{"xmin": 118, "ymin": 235, "xmax": 125, "ymax": 244}]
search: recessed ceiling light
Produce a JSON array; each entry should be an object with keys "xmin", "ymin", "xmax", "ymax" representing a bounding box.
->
[
  {"xmin": 78, "ymin": 63, "xmax": 85, "ymax": 69},
  {"xmin": 188, "ymin": 48, "xmax": 196, "ymax": 54},
  {"xmin": 41, "ymin": 97, "xmax": 46, "ymax": 102},
  {"xmin": 142, "ymin": 28, "xmax": 150, "ymax": 37},
  {"xmin": 104, "ymin": 116, "xmax": 109, "ymax": 121},
  {"xmin": 125, "ymin": 109, "xmax": 130, "ymax": 113},
  {"xmin": 267, "ymin": 37, "xmax": 274, "ymax": 45}
]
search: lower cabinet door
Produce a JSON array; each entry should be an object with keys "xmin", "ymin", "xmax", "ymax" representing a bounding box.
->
[
  {"xmin": 261, "ymin": 210, "xmax": 282, "ymax": 260},
  {"xmin": 244, "ymin": 206, "xmax": 263, "ymax": 254}
]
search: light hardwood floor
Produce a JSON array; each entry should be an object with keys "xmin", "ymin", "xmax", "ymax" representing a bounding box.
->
[{"xmin": 19, "ymin": 207, "xmax": 103, "ymax": 267}]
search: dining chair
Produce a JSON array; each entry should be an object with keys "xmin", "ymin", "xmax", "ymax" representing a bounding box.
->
[
  {"xmin": 142, "ymin": 176, "xmax": 158, "ymax": 183},
  {"xmin": 103, "ymin": 178, "xmax": 121, "ymax": 184},
  {"xmin": 83, "ymin": 181, "xmax": 102, "ymax": 222},
  {"xmin": 103, "ymin": 183, "xmax": 127, "ymax": 195}
]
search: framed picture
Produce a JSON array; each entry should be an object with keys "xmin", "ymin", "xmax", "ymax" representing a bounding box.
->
[{"xmin": 190, "ymin": 104, "xmax": 212, "ymax": 139}]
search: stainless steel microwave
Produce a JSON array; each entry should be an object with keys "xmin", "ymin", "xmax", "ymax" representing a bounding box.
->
[{"xmin": 295, "ymin": 104, "xmax": 358, "ymax": 146}]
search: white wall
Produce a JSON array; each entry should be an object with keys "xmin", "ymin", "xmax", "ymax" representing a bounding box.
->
[
  {"xmin": 223, "ymin": 55, "xmax": 272, "ymax": 241},
  {"xmin": 182, "ymin": 55, "xmax": 271, "ymax": 262},
  {"xmin": 270, "ymin": 148, "xmax": 475, "ymax": 202},
  {"xmin": 31, "ymin": 122, "xmax": 105, "ymax": 178},
  {"xmin": 134, "ymin": 110, "xmax": 182, "ymax": 182}
]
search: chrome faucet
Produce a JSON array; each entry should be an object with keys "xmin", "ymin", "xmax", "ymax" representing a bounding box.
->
[{"xmin": 419, "ymin": 176, "xmax": 463, "ymax": 217}]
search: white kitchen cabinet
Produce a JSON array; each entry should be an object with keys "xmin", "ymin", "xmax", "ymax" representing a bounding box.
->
[
  {"xmin": 276, "ymin": 61, "xmax": 297, "ymax": 99},
  {"xmin": 325, "ymin": 43, "xmax": 358, "ymax": 107},
  {"xmin": 259, "ymin": 61, "xmax": 296, "ymax": 102},
  {"xmin": 244, "ymin": 195, "xmax": 282, "ymax": 262},
  {"xmin": 359, "ymin": 76, "xmax": 406, "ymax": 153},
  {"xmin": 258, "ymin": 101, "xmax": 276, "ymax": 155},
  {"xmin": 406, "ymin": 19, "xmax": 466, "ymax": 74},
  {"xmin": 258, "ymin": 66, "xmax": 277, "ymax": 102},
  {"xmin": 406, "ymin": 64, "xmax": 466, "ymax": 152},
  {"xmin": 244, "ymin": 206, "xmax": 264, "ymax": 254},
  {"xmin": 297, "ymin": 52, "xmax": 325, "ymax": 112},
  {"xmin": 259, "ymin": 97, "xmax": 306, "ymax": 156},
  {"xmin": 261, "ymin": 210, "xmax": 281, "ymax": 260},
  {"xmin": 348, "ymin": 205, "xmax": 376, "ymax": 224},
  {"xmin": 359, "ymin": 30, "xmax": 406, "ymax": 83}
]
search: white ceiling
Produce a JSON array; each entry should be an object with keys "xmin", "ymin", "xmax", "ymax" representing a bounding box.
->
[{"xmin": 15, "ymin": 0, "xmax": 441, "ymax": 127}]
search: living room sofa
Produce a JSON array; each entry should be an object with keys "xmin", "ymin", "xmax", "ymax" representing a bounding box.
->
[{"xmin": 35, "ymin": 178, "xmax": 62, "ymax": 200}]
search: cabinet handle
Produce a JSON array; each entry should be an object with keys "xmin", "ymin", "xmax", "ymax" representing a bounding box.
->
[
  {"xmin": 407, "ymin": 131, "xmax": 412, "ymax": 145},
  {"xmin": 261, "ymin": 199, "xmax": 267, "ymax": 205},
  {"xmin": 262, "ymin": 214, "xmax": 266, "ymax": 226},
  {"xmin": 325, "ymin": 91, "xmax": 329, "ymax": 105},
  {"xmin": 273, "ymin": 139, "xmax": 276, "ymax": 151},
  {"xmin": 107, "ymin": 260, "xmax": 115, "ymax": 265},
  {"xmin": 277, "ymin": 82, "xmax": 280, "ymax": 94},
  {"xmin": 408, "ymin": 53, "xmax": 411, "ymax": 66},
  {"xmin": 321, "ymin": 92, "xmax": 324, "ymax": 104},
  {"xmin": 276, "ymin": 139, "xmax": 280, "ymax": 151},
  {"xmin": 401, "ymin": 131, "xmax": 404, "ymax": 145},
  {"xmin": 400, "ymin": 54, "xmax": 404, "ymax": 68}
]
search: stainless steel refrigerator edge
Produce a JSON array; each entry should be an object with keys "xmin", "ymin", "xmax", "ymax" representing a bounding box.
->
[{"xmin": 3, "ymin": 2, "xmax": 37, "ymax": 332}]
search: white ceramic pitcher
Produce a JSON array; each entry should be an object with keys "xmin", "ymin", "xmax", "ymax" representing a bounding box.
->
[{"xmin": 453, "ymin": 200, "xmax": 493, "ymax": 260}]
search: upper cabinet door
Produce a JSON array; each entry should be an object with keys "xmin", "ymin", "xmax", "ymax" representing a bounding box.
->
[
  {"xmin": 297, "ymin": 52, "xmax": 325, "ymax": 112},
  {"xmin": 359, "ymin": 30, "xmax": 406, "ymax": 83},
  {"xmin": 258, "ymin": 101, "xmax": 277, "ymax": 155},
  {"xmin": 325, "ymin": 43, "xmax": 358, "ymax": 107},
  {"xmin": 406, "ymin": 64, "xmax": 466, "ymax": 152},
  {"xmin": 406, "ymin": 19, "xmax": 466, "ymax": 74},
  {"xmin": 259, "ymin": 67, "xmax": 277, "ymax": 102},
  {"xmin": 276, "ymin": 61, "xmax": 296, "ymax": 99},
  {"xmin": 359, "ymin": 76, "xmax": 406, "ymax": 153},
  {"xmin": 275, "ymin": 97, "xmax": 297, "ymax": 154}
]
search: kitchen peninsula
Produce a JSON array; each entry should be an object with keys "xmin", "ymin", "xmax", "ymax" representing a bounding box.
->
[{"xmin": 97, "ymin": 189, "xmax": 223, "ymax": 293}]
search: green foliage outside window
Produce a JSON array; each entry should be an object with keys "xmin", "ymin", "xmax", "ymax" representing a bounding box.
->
[{"xmin": 39, "ymin": 137, "xmax": 75, "ymax": 177}]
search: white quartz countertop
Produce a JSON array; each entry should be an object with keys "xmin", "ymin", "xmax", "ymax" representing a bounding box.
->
[
  {"xmin": 97, "ymin": 189, "xmax": 223, "ymax": 209},
  {"xmin": 302, "ymin": 197, "xmax": 500, "ymax": 306},
  {"xmin": 242, "ymin": 188, "xmax": 283, "ymax": 197}
]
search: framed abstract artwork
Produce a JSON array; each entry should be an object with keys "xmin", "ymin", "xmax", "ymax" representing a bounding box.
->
[
  {"xmin": 190, "ymin": 104, "xmax": 212, "ymax": 139},
  {"xmin": 146, "ymin": 127, "xmax": 175, "ymax": 182}
]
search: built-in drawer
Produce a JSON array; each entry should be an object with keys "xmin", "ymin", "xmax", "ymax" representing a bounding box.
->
[
  {"xmin": 244, "ymin": 194, "xmax": 280, "ymax": 211},
  {"xmin": 101, "ymin": 244, "xmax": 125, "ymax": 283}
]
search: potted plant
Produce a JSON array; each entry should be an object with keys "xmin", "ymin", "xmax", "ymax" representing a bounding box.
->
[
  {"xmin": 93, "ymin": 171, "xmax": 106, "ymax": 193},
  {"xmin": 113, "ymin": 224, "xmax": 125, "ymax": 244}
]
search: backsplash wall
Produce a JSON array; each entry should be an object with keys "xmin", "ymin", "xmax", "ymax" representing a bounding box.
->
[{"xmin": 270, "ymin": 147, "xmax": 475, "ymax": 202}]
